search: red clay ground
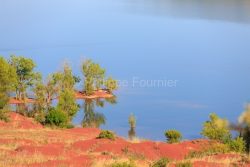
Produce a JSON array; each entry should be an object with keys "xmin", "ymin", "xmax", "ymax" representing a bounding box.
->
[
  {"xmin": 75, "ymin": 89, "xmax": 114, "ymax": 99},
  {"xmin": 0, "ymin": 113, "xmax": 248, "ymax": 167}
]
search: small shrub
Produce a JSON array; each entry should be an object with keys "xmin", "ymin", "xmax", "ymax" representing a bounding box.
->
[
  {"xmin": 97, "ymin": 130, "xmax": 115, "ymax": 140},
  {"xmin": 201, "ymin": 113, "xmax": 231, "ymax": 142},
  {"xmin": 165, "ymin": 130, "xmax": 182, "ymax": 143},
  {"xmin": 176, "ymin": 161, "xmax": 192, "ymax": 167},
  {"xmin": 227, "ymin": 137, "xmax": 246, "ymax": 153},
  {"xmin": 152, "ymin": 158, "xmax": 171, "ymax": 167},
  {"xmin": 45, "ymin": 107, "xmax": 68, "ymax": 127},
  {"xmin": 110, "ymin": 161, "xmax": 136, "ymax": 167}
]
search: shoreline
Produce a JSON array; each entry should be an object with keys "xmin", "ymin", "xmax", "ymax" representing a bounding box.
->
[
  {"xmin": 0, "ymin": 112, "xmax": 246, "ymax": 167},
  {"xmin": 9, "ymin": 89, "xmax": 114, "ymax": 104}
]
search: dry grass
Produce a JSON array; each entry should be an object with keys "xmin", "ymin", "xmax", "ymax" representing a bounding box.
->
[
  {"xmin": 0, "ymin": 128, "xmax": 86, "ymax": 146},
  {"xmin": 0, "ymin": 128, "xmax": 88, "ymax": 166},
  {"xmin": 92, "ymin": 158, "xmax": 147, "ymax": 167},
  {"xmin": 0, "ymin": 151, "xmax": 65, "ymax": 166}
]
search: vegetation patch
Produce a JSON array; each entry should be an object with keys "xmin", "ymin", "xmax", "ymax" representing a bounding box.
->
[
  {"xmin": 165, "ymin": 130, "xmax": 182, "ymax": 143},
  {"xmin": 45, "ymin": 108, "xmax": 68, "ymax": 127},
  {"xmin": 97, "ymin": 130, "xmax": 116, "ymax": 140},
  {"xmin": 201, "ymin": 113, "xmax": 231, "ymax": 142}
]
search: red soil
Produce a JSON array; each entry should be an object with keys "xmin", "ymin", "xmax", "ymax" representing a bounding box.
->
[
  {"xmin": 75, "ymin": 89, "xmax": 114, "ymax": 99},
  {"xmin": 0, "ymin": 112, "xmax": 43, "ymax": 129},
  {"xmin": 0, "ymin": 113, "xmax": 248, "ymax": 167}
]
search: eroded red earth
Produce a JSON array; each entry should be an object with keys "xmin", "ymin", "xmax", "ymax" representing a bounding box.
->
[{"xmin": 0, "ymin": 113, "xmax": 247, "ymax": 167}]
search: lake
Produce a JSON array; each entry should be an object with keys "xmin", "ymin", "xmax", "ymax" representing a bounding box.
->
[{"xmin": 1, "ymin": 0, "xmax": 250, "ymax": 140}]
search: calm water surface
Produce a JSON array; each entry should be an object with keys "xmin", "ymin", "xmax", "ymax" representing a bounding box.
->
[{"xmin": 1, "ymin": 0, "xmax": 250, "ymax": 140}]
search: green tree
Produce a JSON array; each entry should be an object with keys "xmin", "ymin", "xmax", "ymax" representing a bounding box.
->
[
  {"xmin": 201, "ymin": 113, "xmax": 231, "ymax": 142},
  {"xmin": 82, "ymin": 59, "xmax": 105, "ymax": 95},
  {"xmin": 0, "ymin": 56, "xmax": 17, "ymax": 121},
  {"xmin": 9, "ymin": 55, "xmax": 40, "ymax": 100},
  {"xmin": 54, "ymin": 63, "xmax": 79, "ymax": 122},
  {"xmin": 57, "ymin": 88, "xmax": 79, "ymax": 119},
  {"xmin": 32, "ymin": 75, "xmax": 59, "ymax": 123},
  {"xmin": 53, "ymin": 63, "xmax": 75, "ymax": 90},
  {"xmin": 105, "ymin": 77, "xmax": 118, "ymax": 93}
]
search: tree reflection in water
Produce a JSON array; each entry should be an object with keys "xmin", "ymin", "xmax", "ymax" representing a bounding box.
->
[
  {"xmin": 128, "ymin": 127, "xmax": 136, "ymax": 140},
  {"xmin": 82, "ymin": 96, "xmax": 117, "ymax": 128}
]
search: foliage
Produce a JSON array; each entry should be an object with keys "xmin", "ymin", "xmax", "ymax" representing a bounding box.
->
[
  {"xmin": 227, "ymin": 137, "xmax": 245, "ymax": 153},
  {"xmin": 45, "ymin": 107, "xmax": 68, "ymax": 127},
  {"xmin": 151, "ymin": 158, "xmax": 171, "ymax": 167},
  {"xmin": 32, "ymin": 75, "xmax": 60, "ymax": 124},
  {"xmin": 82, "ymin": 59, "xmax": 118, "ymax": 95},
  {"xmin": 105, "ymin": 77, "xmax": 118, "ymax": 93},
  {"xmin": 0, "ymin": 56, "xmax": 17, "ymax": 121},
  {"xmin": 57, "ymin": 88, "xmax": 79, "ymax": 119},
  {"xmin": 110, "ymin": 161, "xmax": 136, "ymax": 167},
  {"xmin": 52, "ymin": 64, "xmax": 79, "ymax": 123},
  {"xmin": 82, "ymin": 59, "xmax": 105, "ymax": 95},
  {"xmin": 9, "ymin": 55, "xmax": 40, "ymax": 100},
  {"xmin": 201, "ymin": 113, "xmax": 231, "ymax": 142},
  {"xmin": 128, "ymin": 114, "xmax": 136, "ymax": 129},
  {"xmin": 165, "ymin": 130, "xmax": 182, "ymax": 143},
  {"xmin": 175, "ymin": 161, "xmax": 192, "ymax": 167},
  {"xmin": 97, "ymin": 130, "xmax": 115, "ymax": 140}
]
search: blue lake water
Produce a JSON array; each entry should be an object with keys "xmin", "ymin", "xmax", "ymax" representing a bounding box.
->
[{"xmin": 1, "ymin": 0, "xmax": 250, "ymax": 140}]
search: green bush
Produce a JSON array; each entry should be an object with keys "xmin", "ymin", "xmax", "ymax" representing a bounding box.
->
[
  {"xmin": 201, "ymin": 113, "xmax": 231, "ymax": 142},
  {"xmin": 227, "ymin": 137, "xmax": 246, "ymax": 153},
  {"xmin": 165, "ymin": 130, "xmax": 182, "ymax": 143},
  {"xmin": 97, "ymin": 130, "xmax": 115, "ymax": 140},
  {"xmin": 152, "ymin": 158, "xmax": 171, "ymax": 167},
  {"xmin": 110, "ymin": 161, "xmax": 136, "ymax": 167},
  {"xmin": 176, "ymin": 161, "xmax": 192, "ymax": 167},
  {"xmin": 45, "ymin": 108, "xmax": 68, "ymax": 127}
]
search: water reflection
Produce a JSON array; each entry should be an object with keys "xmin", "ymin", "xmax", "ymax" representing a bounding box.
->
[
  {"xmin": 81, "ymin": 96, "xmax": 117, "ymax": 128},
  {"xmin": 123, "ymin": 0, "xmax": 250, "ymax": 23},
  {"xmin": 128, "ymin": 127, "xmax": 136, "ymax": 140},
  {"xmin": 82, "ymin": 99, "xmax": 106, "ymax": 128}
]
